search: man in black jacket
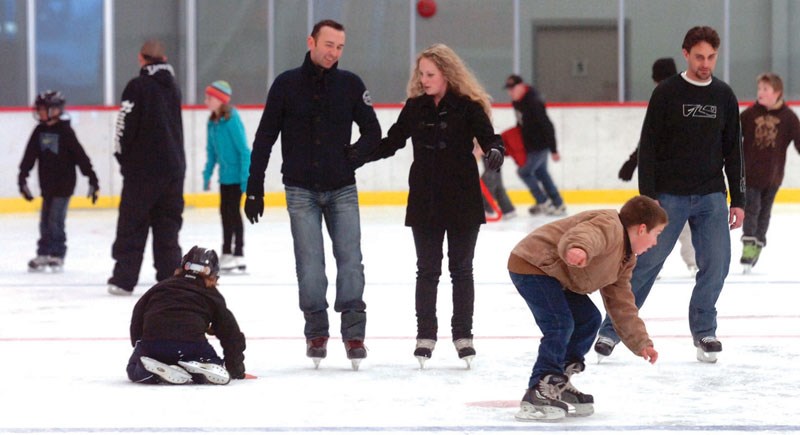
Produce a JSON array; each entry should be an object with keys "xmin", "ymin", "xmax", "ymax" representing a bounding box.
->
[
  {"xmin": 244, "ymin": 19, "xmax": 380, "ymax": 370},
  {"xmin": 108, "ymin": 39, "xmax": 185, "ymax": 296}
]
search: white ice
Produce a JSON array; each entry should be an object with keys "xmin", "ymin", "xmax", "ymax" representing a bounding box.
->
[{"xmin": 1, "ymin": 204, "xmax": 799, "ymax": 435}]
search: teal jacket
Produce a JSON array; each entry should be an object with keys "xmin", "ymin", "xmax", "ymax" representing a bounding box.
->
[{"xmin": 203, "ymin": 107, "xmax": 250, "ymax": 192}]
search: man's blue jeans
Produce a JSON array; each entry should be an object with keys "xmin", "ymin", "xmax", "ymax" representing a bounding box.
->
[
  {"xmin": 511, "ymin": 272, "xmax": 600, "ymax": 389},
  {"xmin": 597, "ymin": 192, "xmax": 730, "ymax": 343},
  {"xmin": 37, "ymin": 196, "xmax": 70, "ymax": 258},
  {"xmin": 285, "ymin": 184, "xmax": 366, "ymax": 341},
  {"xmin": 517, "ymin": 149, "xmax": 563, "ymax": 207}
]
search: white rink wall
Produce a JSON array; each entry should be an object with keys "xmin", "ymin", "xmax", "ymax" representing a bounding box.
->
[{"xmin": 3, "ymin": 104, "xmax": 800, "ymax": 200}]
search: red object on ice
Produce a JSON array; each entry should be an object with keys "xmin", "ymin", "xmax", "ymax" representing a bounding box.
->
[
  {"xmin": 417, "ymin": 0, "xmax": 437, "ymax": 18},
  {"xmin": 480, "ymin": 178, "xmax": 502, "ymax": 222},
  {"xmin": 501, "ymin": 126, "xmax": 527, "ymax": 166}
]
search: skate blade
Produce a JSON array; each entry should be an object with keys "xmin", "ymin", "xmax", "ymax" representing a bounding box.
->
[
  {"xmin": 416, "ymin": 356, "xmax": 430, "ymax": 369},
  {"xmin": 177, "ymin": 361, "xmax": 230, "ymax": 385},
  {"xmin": 28, "ymin": 266, "xmax": 46, "ymax": 273},
  {"xmin": 567, "ymin": 403, "xmax": 594, "ymax": 417},
  {"xmin": 514, "ymin": 402, "xmax": 566, "ymax": 422},
  {"xmin": 696, "ymin": 348, "xmax": 719, "ymax": 363},
  {"xmin": 742, "ymin": 264, "xmax": 752, "ymax": 274},
  {"xmin": 461, "ymin": 354, "xmax": 474, "ymax": 369},
  {"xmin": 311, "ymin": 357, "xmax": 323, "ymax": 369},
  {"xmin": 140, "ymin": 357, "xmax": 192, "ymax": 384},
  {"xmin": 350, "ymin": 358, "xmax": 363, "ymax": 371}
]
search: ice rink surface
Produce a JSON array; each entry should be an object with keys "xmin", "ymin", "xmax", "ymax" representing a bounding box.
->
[{"xmin": 1, "ymin": 204, "xmax": 799, "ymax": 435}]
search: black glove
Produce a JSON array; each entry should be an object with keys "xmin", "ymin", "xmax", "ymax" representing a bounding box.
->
[
  {"xmin": 88, "ymin": 184, "xmax": 99, "ymax": 205},
  {"xmin": 225, "ymin": 359, "xmax": 246, "ymax": 380},
  {"xmin": 344, "ymin": 143, "xmax": 361, "ymax": 167},
  {"xmin": 485, "ymin": 148, "xmax": 504, "ymax": 171},
  {"xmin": 244, "ymin": 195, "xmax": 264, "ymax": 224},
  {"xmin": 618, "ymin": 153, "xmax": 638, "ymax": 181},
  {"xmin": 19, "ymin": 183, "xmax": 33, "ymax": 201}
]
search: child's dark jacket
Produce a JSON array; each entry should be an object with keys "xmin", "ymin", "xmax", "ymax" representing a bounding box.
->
[{"xmin": 130, "ymin": 275, "xmax": 246, "ymax": 371}]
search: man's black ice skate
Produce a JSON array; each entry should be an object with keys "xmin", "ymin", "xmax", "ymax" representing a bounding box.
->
[
  {"xmin": 414, "ymin": 339, "xmax": 436, "ymax": 369},
  {"xmin": 453, "ymin": 338, "xmax": 476, "ymax": 369},
  {"xmin": 562, "ymin": 362, "xmax": 594, "ymax": 416},
  {"xmin": 178, "ymin": 360, "xmax": 231, "ymax": 385},
  {"xmin": 515, "ymin": 374, "xmax": 569, "ymax": 422},
  {"xmin": 345, "ymin": 339, "xmax": 367, "ymax": 371},
  {"xmin": 694, "ymin": 336, "xmax": 722, "ymax": 363},
  {"xmin": 593, "ymin": 335, "xmax": 617, "ymax": 363},
  {"xmin": 306, "ymin": 337, "xmax": 328, "ymax": 369},
  {"xmin": 140, "ymin": 356, "xmax": 192, "ymax": 384}
]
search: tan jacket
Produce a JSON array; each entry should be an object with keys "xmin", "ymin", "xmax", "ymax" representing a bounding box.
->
[{"xmin": 508, "ymin": 209, "xmax": 652, "ymax": 354}]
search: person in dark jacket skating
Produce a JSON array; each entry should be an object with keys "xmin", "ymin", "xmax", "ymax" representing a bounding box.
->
[
  {"xmin": 739, "ymin": 72, "xmax": 800, "ymax": 272},
  {"xmin": 126, "ymin": 246, "xmax": 246, "ymax": 385},
  {"xmin": 108, "ymin": 39, "xmax": 186, "ymax": 296},
  {"xmin": 18, "ymin": 90, "xmax": 99, "ymax": 272},
  {"xmin": 366, "ymin": 43, "xmax": 505, "ymax": 368},
  {"xmin": 244, "ymin": 20, "xmax": 381, "ymax": 370}
]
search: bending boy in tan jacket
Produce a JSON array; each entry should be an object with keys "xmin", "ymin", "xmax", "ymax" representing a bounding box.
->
[{"xmin": 509, "ymin": 195, "xmax": 665, "ymax": 422}]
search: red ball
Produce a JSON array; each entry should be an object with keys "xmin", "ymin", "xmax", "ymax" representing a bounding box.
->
[{"xmin": 417, "ymin": 0, "xmax": 437, "ymax": 18}]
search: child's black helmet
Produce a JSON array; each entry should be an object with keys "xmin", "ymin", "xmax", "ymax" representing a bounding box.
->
[
  {"xmin": 181, "ymin": 246, "xmax": 220, "ymax": 278},
  {"xmin": 34, "ymin": 90, "xmax": 66, "ymax": 110}
]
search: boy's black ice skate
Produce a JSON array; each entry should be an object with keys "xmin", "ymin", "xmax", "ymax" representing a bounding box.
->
[
  {"xmin": 178, "ymin": 360, "xmax": 231, "ymax": 385},
  {"xmin": 453, "ymin": 338, "xmax": 476, "ymax": 369},
  {"xmin": 695, "ymin": 336, "xmax": 722, "ymax": 363},
  {"xmin": 345, "ymin": 340, "xmax": 367, "ymax": 371},
  {"xmin": 593, "ymin": 335, "xmax": 617, "ymax": 363},
  {"xmin": 140, "ymin": 356, "xmax": 192, "ymax": 384},
  {"xmin": 515, "ymin": 374, "xmax": 569, "ymax": 422},
  {"xmin": 413, "ymin": 339, "xmax": 436, "ymax": 369},
  {"xmin": 562, "ymin": 362, "xmax": 594, "ymax": 416},
  {"xmin": 306, "ymin": 337, "xmax": 328, "ymax": 369}
]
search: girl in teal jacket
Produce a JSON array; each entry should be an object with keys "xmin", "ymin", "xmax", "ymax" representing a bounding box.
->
[{"xmin": 203, "ymin": 80, "xmax": 251, "ymax": 272}]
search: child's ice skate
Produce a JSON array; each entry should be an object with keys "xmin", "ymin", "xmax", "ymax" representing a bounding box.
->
[
  {"xmin": 140, "ymin": 356, "xmax": 192, "ymax": 384},
  {"xmin": 28, "ymin": 255, "xmax": 63, "ymax": 272},
  {"xmin": 515, "ymin": 374, "xmax": 569, "ymax": 422},
  {"xmin": 453, "ymin": 338, "xmax": 476, "ymax": 369},
  {"xmin": 694, "ymin": 336, "xmax": 722, "ymax": 363},
  {"xmin": 177, "ymin": 360, "xmax": 231, "ymax": 385},
  {"xmin": 740, "ymin": 236, "xmax": 763, "ymax": 274},
  {"xmin": 413, "ymin": 339, "xmax": 436, "ymax": 369}
]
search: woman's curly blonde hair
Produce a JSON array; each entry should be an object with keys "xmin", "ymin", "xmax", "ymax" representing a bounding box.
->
[{"xmin": 406, "ymin": 43, "xmax": 493, "ymax": 120}]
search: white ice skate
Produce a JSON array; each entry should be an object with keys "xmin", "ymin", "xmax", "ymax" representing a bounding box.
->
[
  {"xmin": 413, "ymin": 339, "xmax": 436, "ymax": 369},
  {"xmin": 178, "ymin": 360, "xmax": 231, "ymax": 385},
  {"xmin": 453, "ymin": 338, "xmax": 476, "ymax": 369},
  {"xmin": 140, "ymin": 356, "xmax": 192, "ymax": 384},
  {"xmin": 695, "ymin": 336, "xmax": 722, "ymax": 363}
]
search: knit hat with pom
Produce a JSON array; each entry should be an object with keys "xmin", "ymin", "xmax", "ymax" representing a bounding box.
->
[{"xmin": 206, "ymin": 80, "xmax": 232, "ymax": 104}]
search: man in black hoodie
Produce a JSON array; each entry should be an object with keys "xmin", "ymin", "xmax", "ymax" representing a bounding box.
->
[{"xmin": 108, "ymin": 39, "xmax": 185, "ymax": 296}]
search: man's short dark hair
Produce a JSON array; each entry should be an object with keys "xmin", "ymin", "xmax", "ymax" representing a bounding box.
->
[
  {"xmin": 682, "ymin": 26, "xmax": 720, "ymax": 52},
  {"xmin": 311, "ymin": 19, "xmax": 345, "ymax": 40}
]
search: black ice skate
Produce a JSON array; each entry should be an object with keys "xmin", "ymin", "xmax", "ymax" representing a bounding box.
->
[
  {"xmin": 740, "ymin": 236, "xmax": 763, "ymax": 274},
  {"xmin": 593, "ymin": 335, "xmax": 617, "ymax": 363},
  {"xmin": 515, "ymin": 374, "xmax": 569, "ymax": 422},
  {"xmin": 413, "ymin": 339, "xmax": 436, "ymax": 369},
  {"xmin": 306, "ymin": 337, "xmax": 328, "ymax": 369},
  {"xmin": 178, "ymin": 360, "xmax": 231, "ymax": 385},
  {"xmin": 345, "ymin": 339, "xmax": 367, "ymax": 371},
  {"xmin": 140, "ymin": 356, "xmax": 192, "ymax": 384},
  {"xmin": 695, "ymin": 336, "xmax": 722, "ymax": 363},
  {"xmin": 562, "ymin": 362, "xmax": 594, "ymax": 416},
  {"xmin": 453, "ymin": 338, "xmax": 476, "ymax": 369}
]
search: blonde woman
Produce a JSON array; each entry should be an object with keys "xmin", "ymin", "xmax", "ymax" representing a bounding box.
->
[{"xmin": 367, "ymin": 44, "xmax": 504, "ymax": 368}]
